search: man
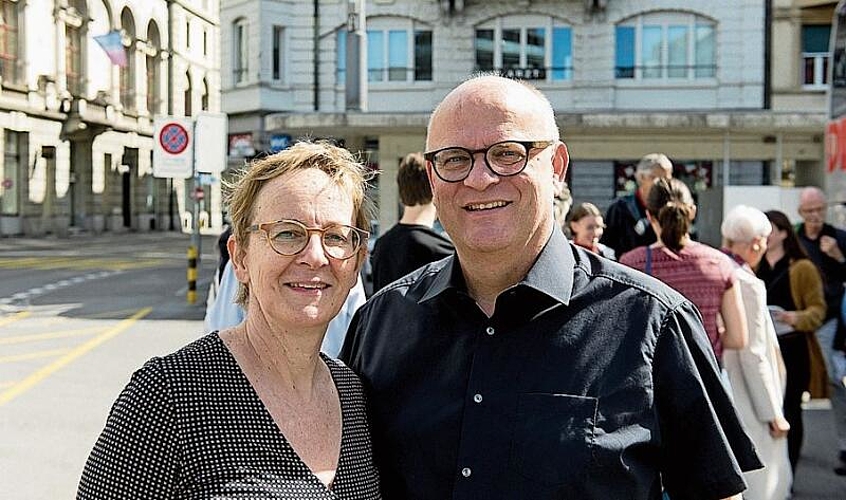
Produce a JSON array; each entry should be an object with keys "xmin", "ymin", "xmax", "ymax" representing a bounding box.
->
[
  {"xmin": 369, "ymin": 152, "xmax": 454, "ymax": 294},
  {"xmin": 341, "ymin": 75, "xmax": 759, "ymax": 499},
  {"xmin": 600, "ymin": 153, "xmax": 673, "ymax": 258},
  {"xmin": 795, "ymin": 186, "xmax": 846, "ymax": 473}
]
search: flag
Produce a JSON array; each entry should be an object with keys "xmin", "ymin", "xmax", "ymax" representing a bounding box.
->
[{"xmin": 93, "ymin": 31, "xmax": 127, "ymax": 67}]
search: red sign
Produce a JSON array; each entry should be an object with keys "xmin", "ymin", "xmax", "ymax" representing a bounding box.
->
[
  {"xmin": 1, "ymin": 178, "xmax": 11, "ymax": 189},
  {"xmin": 159, "ymin": 122, "xmax": 190, "ymax": 155},
  {"xmin": 193, "ymin": 187, "xmax": 205, "ymax": 200},
  {"xmin": 826, "ymin": 117, "xmax": 846, "ymax": 173}
]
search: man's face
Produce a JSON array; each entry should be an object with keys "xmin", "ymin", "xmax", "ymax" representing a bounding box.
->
[
  {"xmin": 425, "ymin": 84, "xmax": 568, "ymax": 258},
  {"xmin": 799, "ymin": 192, "xmax": 827, "ymax": 229},
  {"xmin": 639, "ymin": 167, "xmax": 672, "ymax": 198}
]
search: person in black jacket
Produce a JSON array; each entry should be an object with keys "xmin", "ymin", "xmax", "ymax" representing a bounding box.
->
[
  {"xmin": 600, "ymin": 153, "xmax": 673, "ymax": 258},
  {"xmin": 369, "ymin": 152, "xmax": 454, "ymax": 294}
]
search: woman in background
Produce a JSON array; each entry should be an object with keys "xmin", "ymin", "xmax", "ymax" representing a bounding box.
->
[
  {"xmin": 756, "ymin": 209, "xmax": 827, "ymax": 473},
  {"xmin": 721, "ymin": 205, "xmax": 791, "ymax": 500},
  {"xmin": 620, "ymin": 178, "xmax": 748, "ymax": 362},
  {"xmin": 567, "ymin": 202, "xmax": 615, "ymax": 259}
]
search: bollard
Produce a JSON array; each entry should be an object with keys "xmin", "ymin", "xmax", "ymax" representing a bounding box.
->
[{"xmin": 187, "ymin": 245, "xmax": 198, "ymax": 304}]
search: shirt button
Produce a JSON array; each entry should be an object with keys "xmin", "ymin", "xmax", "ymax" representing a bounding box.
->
[
  {"xmin": 473, "ymin": 393, "xmax": 483, "ymax": 403},
  {"xmin": 486, "ymin": 326, "xmax": 495, "ymax": 336},
  {"xmin": 461, "ymin": 467, "xmax": 472, "ymax": 477}
]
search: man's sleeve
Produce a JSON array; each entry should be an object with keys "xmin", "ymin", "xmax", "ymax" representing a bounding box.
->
[
  {"xmin": 600, "ymin": 201, "xmax": 625, "ymax": 257},
  {"xmin": 204, "ymin": 261, "xmax": 245, "ymax": 332},
  {"xmin": 654, "ymin": 301, "xmax": 761, "ymax": 500},
  {"xmin": 77, "ymin": 361, "xmax": 180, "ymax": 499}
]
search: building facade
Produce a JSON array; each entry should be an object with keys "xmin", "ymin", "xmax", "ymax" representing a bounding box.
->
[
  {"xmin": 220, "ymin": 0, "xmax": 832, "ymax": 234},
  {"xmin": 0, "ymin": 0, "xmax": 221, "ymax": 236}
]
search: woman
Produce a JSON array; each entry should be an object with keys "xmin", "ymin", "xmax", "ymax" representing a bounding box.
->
[
  {"xmin": 567, "ymin": 202, "xmax": 615, "ymax": 259},
  {"xmin": 78, "ymin": 141, "xmax": 381, "ymax": 498},
  {"xmin": 720, "ymin": 205, "xmax": 791, "ymax": 500},
  {"xmin": 756, "ymin": 209, "xmax": 827, "ymax": 473},
  {"xmin": 620, "ymin": 178, "xmax": 747, "ymax": 361}
]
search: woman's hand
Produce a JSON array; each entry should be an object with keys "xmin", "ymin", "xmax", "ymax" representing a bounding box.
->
[
  {"xmin": 768, "ymin": 416, "xmax": 790, "ymax": 439},
  {"xmin": 775, "ymin": 310, "xmax": 798, "ymax": 327}
]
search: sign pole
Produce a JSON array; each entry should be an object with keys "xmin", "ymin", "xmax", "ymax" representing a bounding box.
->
[{"xmin": 189, "ymin": 127, "xmax": 201, "ymax": 305}]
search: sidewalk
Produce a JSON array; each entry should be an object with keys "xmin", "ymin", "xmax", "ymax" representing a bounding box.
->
[{"xmin": 791, "ymin": 402, "xmax": 846, "ymax": 499}]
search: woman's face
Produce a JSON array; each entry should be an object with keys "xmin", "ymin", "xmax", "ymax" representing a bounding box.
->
[
  {"xmin": 766, "ymin": 224, "xmax": 787, "ymax": 253},
  {"xmin": 231, "ymin": 169, "xmax": 361, "ymax": 331},
  {"xmin": 570, "ymin": 215, "xmax": 604, "ymax": 248}
]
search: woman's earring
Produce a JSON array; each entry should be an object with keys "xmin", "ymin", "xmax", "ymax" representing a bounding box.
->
[{"xmin": 752, "ymin": 243, "xmax": 761, "ymax": 252}]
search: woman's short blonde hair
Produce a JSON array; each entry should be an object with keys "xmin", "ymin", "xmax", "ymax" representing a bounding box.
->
[{"xmin": 224, "ymin": 140, "xmax": 373, "ymax": 306}]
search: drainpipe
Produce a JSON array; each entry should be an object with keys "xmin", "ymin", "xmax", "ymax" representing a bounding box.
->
[
  {"xmin": 313, "ymin": 0, "xmax": 319, "ymax": 111},
  {"xmin": 763, "ymin": 0, "xmax": 772, "ymax": 109}
]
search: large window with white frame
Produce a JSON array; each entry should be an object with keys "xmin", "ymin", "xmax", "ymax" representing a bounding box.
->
[
  {"xmin": 474, "ymin": 15, "xmax": 572, "ymax": 82},
  {"xmin": 233, "ymin": 18, "xmax": 248, "ymax": 84},
  {"xmin": 615, "ymin": 12, "xmax": 716, "ymax": 80},
  {"xmin": 336, "ymin": 18, "xmax": 432, "ymax": 84},
  {"xmin": 802, "ymin": 24, "xmax": 830, "ymax": 89},
  {"xmin": 0, "ymin": 0, "xmax": 20, "ymax": 85},
  {"xmin": 272, "ymin": 25, "xmax": 284, "ymax": 81}
]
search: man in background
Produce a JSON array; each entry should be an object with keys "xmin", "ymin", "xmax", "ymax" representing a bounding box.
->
[
  {"xmin": 795, "ymin": 186, "xmax": 846, "ymax": 474},
  {"xmin": 600, "ymin": 153, "xmax": 673, "ymax": 258},
  {"xmin": 369, "ymin": 152, "xmax": 453, "ymax": 294}
]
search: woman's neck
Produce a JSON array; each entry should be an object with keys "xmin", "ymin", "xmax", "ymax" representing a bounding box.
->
[{"xmin": 765, "ymin": 245, "xmax": 786, "ymax": 267}]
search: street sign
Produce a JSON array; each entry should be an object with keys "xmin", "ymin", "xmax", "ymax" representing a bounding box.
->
[
  {"xmin": 195, "ymin": 112, "xmax": 227, "ymax": 173},
  {"xmin": 153, "ymin": 117, "xmax": 194, "ymax": 178},
  {"xmin": 270, "ymin": 134, "xmax": 292, "ymax": 153}
]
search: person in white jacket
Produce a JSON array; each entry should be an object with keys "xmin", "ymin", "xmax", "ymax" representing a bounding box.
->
[{"xmin": 721, "ymin": 205, "xmax": 792, "ymax": 500}]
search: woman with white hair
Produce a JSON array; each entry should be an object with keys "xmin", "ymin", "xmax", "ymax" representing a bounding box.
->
[{"xmin": 721, "ymin": 205, "xmax": 792, "ymax": 500}]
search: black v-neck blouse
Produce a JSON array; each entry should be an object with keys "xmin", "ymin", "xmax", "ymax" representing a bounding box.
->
[{"xmin": 78, "ymin": 332, "xmax": 381, "ymax": 499}]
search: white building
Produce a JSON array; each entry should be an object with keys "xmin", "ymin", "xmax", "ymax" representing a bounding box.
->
[
  {"xmin": 220, "ymin": 0, "xmax": 829, "ymax": 235},
  {"xmin": 0, "ymin": 0, "xmax": 221, "ymax": 236}
]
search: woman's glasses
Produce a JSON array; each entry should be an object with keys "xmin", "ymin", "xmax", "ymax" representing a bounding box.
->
[{"xmin": 248, "ymin": 219, "xmax": 368, "ymax": 260}]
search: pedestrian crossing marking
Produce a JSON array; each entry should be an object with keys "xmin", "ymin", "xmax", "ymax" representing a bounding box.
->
[{"xmin": 0, "ymin": 257, "xmax": 167, "ymax": 271}]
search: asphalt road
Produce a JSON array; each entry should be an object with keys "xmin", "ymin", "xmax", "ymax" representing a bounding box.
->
[{"xmin": 0, "ymin": 232, "xmax": 845, "ymax": 498}]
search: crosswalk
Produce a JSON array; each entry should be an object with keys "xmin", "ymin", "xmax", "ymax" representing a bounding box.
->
[{"xmin": 0, "ymin": 257, "xmax": 166, "ymax": 271}]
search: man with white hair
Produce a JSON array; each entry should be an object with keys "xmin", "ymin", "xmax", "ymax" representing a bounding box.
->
[
  {"xmin": 600, "ymin": 153, "xmax": 673, "ymax": 258},
  {"xmin": 795, "ymin": 186, "xmax": 846, "ymax": 473}
]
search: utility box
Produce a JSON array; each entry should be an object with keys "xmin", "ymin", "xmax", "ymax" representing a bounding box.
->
[{"xmin": 696, "ymin": 186, "xmax": 803, "ymax": 247}]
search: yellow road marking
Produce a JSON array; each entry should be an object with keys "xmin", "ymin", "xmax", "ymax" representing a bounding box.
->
[
  {"xmin": 0, "ymin": 307, "xmax": 152, "ymax": 406},
  {"xmin": 0, "ymin": 311, "xmax": 31, "ymax": 327},
  {"xmin": 0, "ymin": 381, "xmax": 16, "ymax": 389},
  {"xmin": 0, "ymin": 348, "xmax": 70, "ymax": 363},
  {"xmin": 0, "ymin": 326, "xmax": 104, "ymax": 345}
]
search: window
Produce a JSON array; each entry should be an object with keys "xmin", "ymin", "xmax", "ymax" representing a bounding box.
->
[
  {"xmin": 615, "ymin": 12, "xmax": 716, "ymax": 80},
  {"xmin": 803, "ymin": 25, "xmax": 830, "ymax": 89},
  {"xmin": 184, "ymin": 72, "xmax": 192, "ymax": 116},
  {"xmin": 120, "ymin": 8, "xmax": 136, "ymax": 111},
  {"xmin": 65, "ymin": 0, "xmax": 86, "ymax": 97},
  {"xmin": 337, "ymin": 21, "xmax": 432, "ymax": 84},
  {"xmin": 1, "ymin": 130, "xmax": 22, "ymax": 215},
  {"xmin": 473, "ymin": 17, "xmax": 572, "ymax": 81},
  {"xmin": 147, "ymin": 22, "xmax": 162, "ymax": 115},
  {"xmin": 201, "ymin": 78, "xmax": 209, "ymax": 111},
  {"xmin": 0, "ymin": 0, "xmax": 19, "ymax": 84},
  {"xmin": 233, "ymin": 18, "xmax": 248, "ymax": 83},
  {"xmin": 272, "ymin": 25, "xmax": 284, "ymax": 81}
]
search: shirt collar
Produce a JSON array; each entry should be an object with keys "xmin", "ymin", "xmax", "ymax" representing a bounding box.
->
[{"xmin": 418, "ymin": 227, "xmax": 574, "ymax": 306}]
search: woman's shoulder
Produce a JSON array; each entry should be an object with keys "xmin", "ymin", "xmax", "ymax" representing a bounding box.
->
[
  {"xmin": 322, "ymin": 355, "xmax": 365, "ymax": 393},
  {"xmin": 790, "ymin": 258, "xmax": 821, "ymax": 277},
  {"xmin": 619, "ymin": 245, "xmax": 647, "ymax": 265}
]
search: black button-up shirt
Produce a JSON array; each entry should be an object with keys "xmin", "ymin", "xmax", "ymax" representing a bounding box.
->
[{"xmin": 341, "ymin": 229, "xmax": 761, "ymax": 500}]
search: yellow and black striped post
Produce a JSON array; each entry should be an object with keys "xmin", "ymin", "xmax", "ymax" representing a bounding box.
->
[{"xmin": 187, "ymin": 245, "xmax": 198, "ymax": 304}]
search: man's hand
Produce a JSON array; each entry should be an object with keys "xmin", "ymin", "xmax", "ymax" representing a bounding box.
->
[
  {"xmin": 820, "ymin": 235, "xmax": 846, "ymax": 263},
  {"xmin": 769, "ymin": 416, "xmax": 790, "ymax": 438}
]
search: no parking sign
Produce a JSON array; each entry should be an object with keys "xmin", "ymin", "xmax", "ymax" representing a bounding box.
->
[{"xmin": 153, "ymin": 118, "xmax": 194, "ymax": 178}]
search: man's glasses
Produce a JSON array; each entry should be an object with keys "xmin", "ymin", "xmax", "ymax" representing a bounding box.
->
[
  {"xmin": 248, "ymin": 219, "xmax": 369, "ymax": 260},
  {"xmin": 423, "ymin": 140, "xmax": 554, "ymax": 183}
]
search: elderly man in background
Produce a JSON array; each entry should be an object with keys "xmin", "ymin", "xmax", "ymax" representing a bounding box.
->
[
  {"xmin": 795, "ymin": 186, "xmax": 846, "ymax": 474},
  {"xmin": 600, "ymin": 152, "xmax": 673, "ymax": 258}
]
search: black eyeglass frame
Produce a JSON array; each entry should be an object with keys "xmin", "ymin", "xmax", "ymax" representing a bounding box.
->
[
  {"xmin": 423, "ymin": 140, "xmax": 554, "ymax": 183},
  {"xmin": 247, "ymin": 219, "xmax": 370, "ymax": 261}
]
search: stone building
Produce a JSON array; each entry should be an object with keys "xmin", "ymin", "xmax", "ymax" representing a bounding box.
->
[
  {"xmin": 220, "ymin": 0, "xmax": 832, "ymax": 234},
  {"xmin": 0, "ymin": 0, "xmax": 220, "ymax": 236}
]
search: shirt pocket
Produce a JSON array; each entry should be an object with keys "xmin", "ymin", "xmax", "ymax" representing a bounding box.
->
[{"xmin": 509, "ymin": 392, "xmax": 598, "ymax": 486}]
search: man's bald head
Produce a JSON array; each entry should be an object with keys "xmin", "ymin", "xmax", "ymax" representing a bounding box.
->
[{"xmin": 798, "ymin": 186, "xmax": 827, "ymax": 231}]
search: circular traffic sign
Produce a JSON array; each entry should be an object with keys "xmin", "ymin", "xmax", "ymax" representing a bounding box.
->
[{"xmin": 159, "ymin": 122, "xmax": 189, "ymax": 155}]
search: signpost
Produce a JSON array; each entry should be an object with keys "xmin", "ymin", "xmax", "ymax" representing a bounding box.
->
[{"xmin": 152, "ymin": 114, "xmax": 227, "ymax": 303}]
